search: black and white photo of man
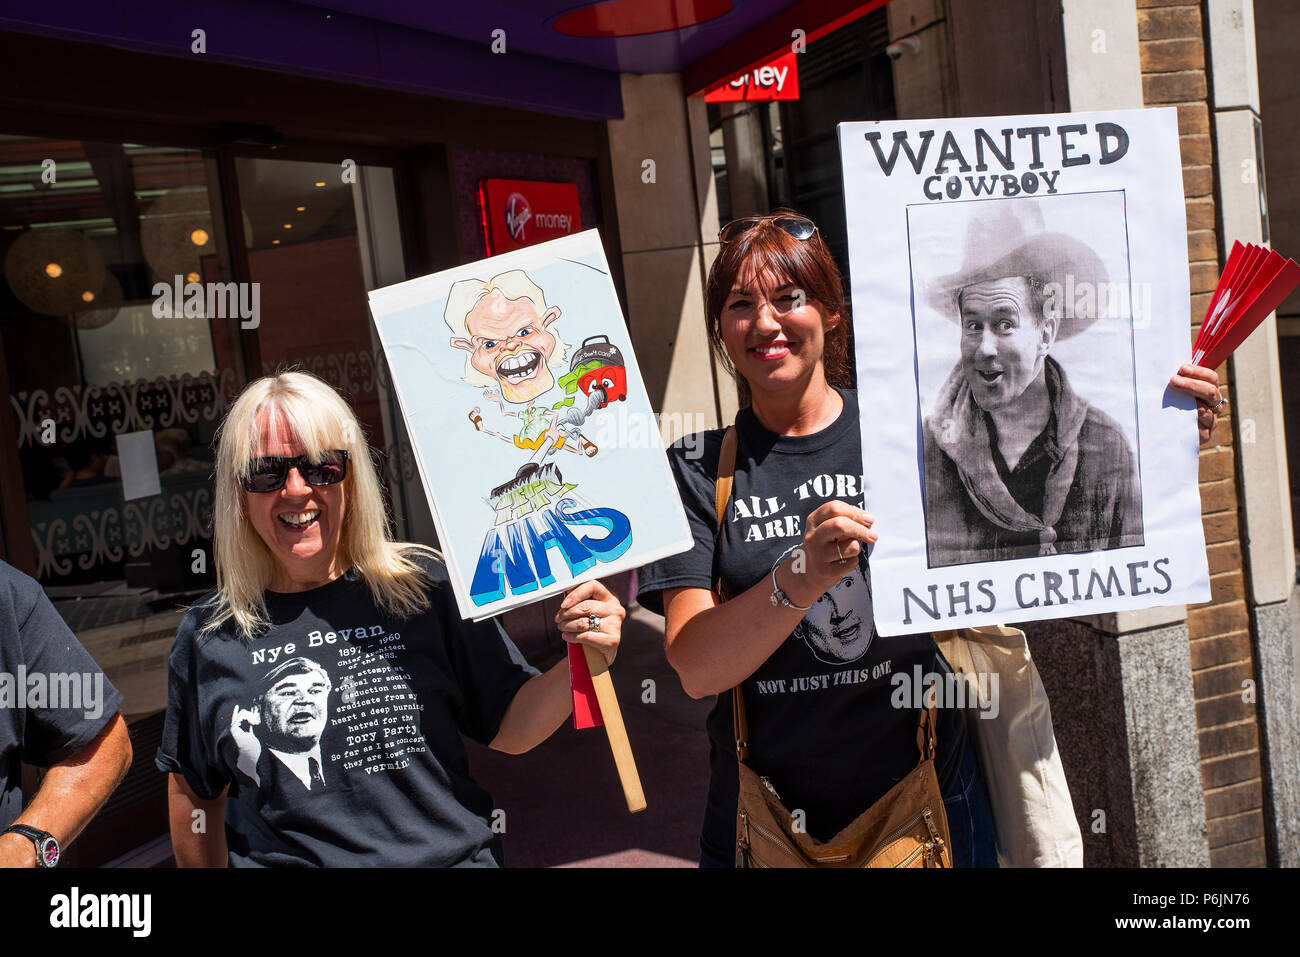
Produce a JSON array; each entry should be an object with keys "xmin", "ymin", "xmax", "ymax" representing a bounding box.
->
[
  {"xmin": 230, "ymin": 657, "xmax": 332, "ymax": 798},
  {"xmin": 794, "ymin": 551, "xmax": 876, "ymax": 664},
  {"xmin": 917, "ymin": 197, "xmax": 1144, "ymax": 567}
]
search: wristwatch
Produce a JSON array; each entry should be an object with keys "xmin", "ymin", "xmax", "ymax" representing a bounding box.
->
[{"xmin": 3, "ymin": 825, "xmax": 60, "ymax": 868}]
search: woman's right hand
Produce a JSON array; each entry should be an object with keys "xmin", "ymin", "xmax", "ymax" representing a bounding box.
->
[{"xmin": 779, "ymin": 501, "xmax": 877, "ymax": 606}]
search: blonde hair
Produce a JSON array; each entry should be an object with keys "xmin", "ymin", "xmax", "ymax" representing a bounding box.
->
[
  {"xmin": 444, "ymin": 268, "xmax": 569, "ymax": 387},
  {"xmin": 201, "ymin": 370, "xmax": 438, "ymax": 639}
]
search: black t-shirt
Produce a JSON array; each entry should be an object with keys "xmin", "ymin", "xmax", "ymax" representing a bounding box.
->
[
  {"xmin": 0, "ymin": 560, "xmax": 124, "ymax": 830},
  {"xmin": 637, "ymin": 389, "xmax": 966, "ymax": 860},
  {"xmin": 155, "ymin": 554, "xmax": 539, "ymax": 867}
]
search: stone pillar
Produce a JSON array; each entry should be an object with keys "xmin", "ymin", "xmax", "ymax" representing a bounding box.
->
[
  {"xmin": 1024, "ymin": 612, "xmax": 1211, "ymax": 865},
  {"xmin": 717, "ymin": 102, "xmax": 769, "ymax": 219},
  {"xmin": 605, "ymin": 73, "xmax": 739, "ymax": 442}
]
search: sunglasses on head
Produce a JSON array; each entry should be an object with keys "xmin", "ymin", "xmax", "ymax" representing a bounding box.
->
[
  {"xmin": 719, "ymin": 213, "xmax": 818, "ymax": 244},
  {"xmin": 241, "ymin": 450, "xmax": 349, "ymax": 493}
]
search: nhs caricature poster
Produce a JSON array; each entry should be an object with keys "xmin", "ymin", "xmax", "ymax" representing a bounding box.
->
[
  {"xmin": 369, "ymin": 230, "xmax": 692, "ymax": 621},
  {"xmin": 838, "ymin": 107, "xmax": 1210, "ymax": 636}
]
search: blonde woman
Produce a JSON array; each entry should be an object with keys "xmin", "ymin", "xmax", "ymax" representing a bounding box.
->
[{"xmin": 157, "ymin": 371, "xmax": 624, "ymax": 867}]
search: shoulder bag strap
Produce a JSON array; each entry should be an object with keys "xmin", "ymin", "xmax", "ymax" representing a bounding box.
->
[
  {"xmin": 713, "ymin": 426, "xmax": 737, "ymax": 541},
  {"xmin": 915, "ymin": 702, "xmax": 938, "ymax": 764},
  {"xmin": 711, "ymin": 427, "xmax": 749, "ymax": 761}
]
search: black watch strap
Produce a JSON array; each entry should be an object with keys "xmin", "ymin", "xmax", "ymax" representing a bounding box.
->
[{"xmin": 4, "ymin": 824, "xmax": 60, "ymax": 867}]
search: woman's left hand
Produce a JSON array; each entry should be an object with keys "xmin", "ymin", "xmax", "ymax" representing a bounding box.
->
[
  {"xmin": 555, "ymin": 579, "xmax": 624, "ymax": 667},
  {"xmin": 1169, "ymin": 363, "xmax": 1224, "ymax": 447}
]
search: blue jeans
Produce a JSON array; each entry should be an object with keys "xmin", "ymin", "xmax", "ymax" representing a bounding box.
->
[
  {"xmin": 699, "ymin": 743, "xmax": 998, "ymax": 868},
  {"xmin": 942, "ymin": 739, "xmax": 999, "ymax": 868}
]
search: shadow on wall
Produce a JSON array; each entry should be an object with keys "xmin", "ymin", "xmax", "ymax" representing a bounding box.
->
[{"xmin": 622, "ymin": 245, "xmax": 711, "ymax": 416}]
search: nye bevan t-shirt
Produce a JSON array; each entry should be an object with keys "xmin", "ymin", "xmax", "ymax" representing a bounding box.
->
[
  {"xmin": 637, "ymin": 389, "xmax": 967, "ymax": 860},
  {"xmin": 156, "ymin": 554, "xmax": 538, "ymax": 867}
]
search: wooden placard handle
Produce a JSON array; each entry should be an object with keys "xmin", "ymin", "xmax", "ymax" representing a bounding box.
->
[{"xmin": 581, "ymin": 644, "xmax": 647, "ymax": 813}]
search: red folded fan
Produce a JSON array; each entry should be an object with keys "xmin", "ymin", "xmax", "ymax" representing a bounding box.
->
[{"xmin": 1193, "ymin": 241, "xmax": 1300, "ymax": 370}]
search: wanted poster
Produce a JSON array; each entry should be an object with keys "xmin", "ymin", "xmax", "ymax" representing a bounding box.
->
[
  {"xmin": 369, "ymin": 230, "xmax": 692, "ymax": 621},
  {"xmin": 838, "ymin": 107, "xmax": 1210, "ymax": 636}
]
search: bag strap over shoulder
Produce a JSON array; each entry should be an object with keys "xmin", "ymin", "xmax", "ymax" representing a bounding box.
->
[
  {"xmin": 714, "ymin": 426, "xmax": 737, "ymax": 535},
  {"xmin": 711, "ymin": 427, "xmax": 750, "ymax": 760},
  {"xmin": 916, "ymin": 703, "xmax": 937, "ymax": 764}
]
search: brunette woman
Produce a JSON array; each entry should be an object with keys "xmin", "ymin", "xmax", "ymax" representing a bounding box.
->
[{"xmin": 637, "ymin": 211, "xmax": 1224, "ymax": 867}]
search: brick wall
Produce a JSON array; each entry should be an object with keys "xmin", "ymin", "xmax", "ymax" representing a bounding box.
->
[{"xmin": 1138, "ymin": 0, "xmax": 1268, "ymax": 867}]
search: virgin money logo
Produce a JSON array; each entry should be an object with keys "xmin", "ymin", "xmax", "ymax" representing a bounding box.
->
[{"xmin": 505, "ymin": 192, "xmax": 532, "ymax": 242}]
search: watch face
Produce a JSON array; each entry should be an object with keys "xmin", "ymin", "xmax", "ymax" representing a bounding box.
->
[{"xmin": 38, "ymin": 837, "xmax": 59, "ymax": 867}]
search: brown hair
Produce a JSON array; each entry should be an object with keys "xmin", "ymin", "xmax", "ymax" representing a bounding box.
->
[{"xmin": 704, "ymin": 211, "xmax": 852, "ymax": 406}]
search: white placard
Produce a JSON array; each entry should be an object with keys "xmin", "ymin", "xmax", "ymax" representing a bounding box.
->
[
  {"xmin": 839, "ymin": 107, "xmax": 1210, "ymax": 635},
  {"xmin": 369, "ymin": 230, "xmax": 693, "ymax": 621},
  {"xmin": 115, "ymin": 429, "xmax": 161, "ymax": 501}
]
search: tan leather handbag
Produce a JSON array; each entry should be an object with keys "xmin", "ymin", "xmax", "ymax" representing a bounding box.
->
[{"xmin": 712, "ymin": 426, "xmax": 953, "ymax": 868}]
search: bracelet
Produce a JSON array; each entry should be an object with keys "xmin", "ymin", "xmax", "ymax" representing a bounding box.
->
[{"xmin": 769, "ymin": 543, "xmax": 812, "ymax": 611}]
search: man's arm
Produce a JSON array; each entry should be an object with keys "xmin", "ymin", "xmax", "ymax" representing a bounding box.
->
[
  {"xmin": 167, "ymin": 774, "xmax": 229, "ymax": 867},
  {"xmin": 0, "ymin": 713, "xmax": 131, "ymax": 868}
]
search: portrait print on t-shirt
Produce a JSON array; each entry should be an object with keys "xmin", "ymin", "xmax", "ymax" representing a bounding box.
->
[
  {"xmin": 793, "ymin": 551, "xmax": 876, "ymax": 665},
  {"xmin": 231, "ymin": 656, "xmax": 333, "ymax": 797},
  {"xmin": 230, "ymin": 622, "xmax": 430, "ymax": 806}
]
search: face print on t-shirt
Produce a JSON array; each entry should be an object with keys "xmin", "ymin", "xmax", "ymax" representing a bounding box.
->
[
  {"xmin": 794, "ymin": 552, "xmax": 876, "ymax": 664},
  {"xmin": 261, "ymin": 662, "xmax": 331, "ymax": 752},
  {"xmin": 230, "ymin": 655, "xmax": 334, "ymax": 797}
]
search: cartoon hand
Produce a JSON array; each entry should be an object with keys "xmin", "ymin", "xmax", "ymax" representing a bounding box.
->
[
  {"xmin": 230, "ymin": 705, "xmax": 263, "ymax": 786},
  {"xmin": 483, "ymin": 388, "xmax": 500, "ymax": 403}
]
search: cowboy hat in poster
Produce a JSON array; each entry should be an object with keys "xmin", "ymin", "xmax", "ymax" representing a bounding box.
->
[
  {"xmin": 838, "ymin": 107, "xmax": 1210, "ymax": 637},
  {"xmin": 368, "ymin": 230, "xmax": 692, "ymax": 621}
]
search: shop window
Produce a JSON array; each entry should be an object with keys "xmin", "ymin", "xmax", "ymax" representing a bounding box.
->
[{"xmin": 1, "ymin": 139, "xmax": 229, "ymax": 636}]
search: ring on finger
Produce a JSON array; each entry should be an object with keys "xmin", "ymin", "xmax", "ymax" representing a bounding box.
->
[
  {"xmin": 1210, "ymin": 394, "xmax": 1227, "ymax": 414},
  {"xmin": 835, "ymin": 540, "xmax": 845, "ymax": 565},
  {"xmin": 587, "ymin": 613, "xmax": 601, "ymax": 632}
]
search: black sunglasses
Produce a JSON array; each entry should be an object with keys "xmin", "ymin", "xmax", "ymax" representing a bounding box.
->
[
  {"xmin": 719, "ymin": 214, "xmax": 818, "ymax": 244},
  {"xmin": 241, "ymin": 450, "xmax": 349, "ymax": 493}
]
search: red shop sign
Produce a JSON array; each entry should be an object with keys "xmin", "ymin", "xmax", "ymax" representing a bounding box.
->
[
  {"xmin": 703, "ymin": 51, "xmax": 800, "ymax": 103},
  {"xmin": 479, "ymin": 178, "xmax": 582, "ymax": 254}
]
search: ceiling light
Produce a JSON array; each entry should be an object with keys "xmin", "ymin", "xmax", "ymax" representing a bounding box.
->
[{"xmin": 6, "ymin": 228, "xmax": 107, "ymax": 315}]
